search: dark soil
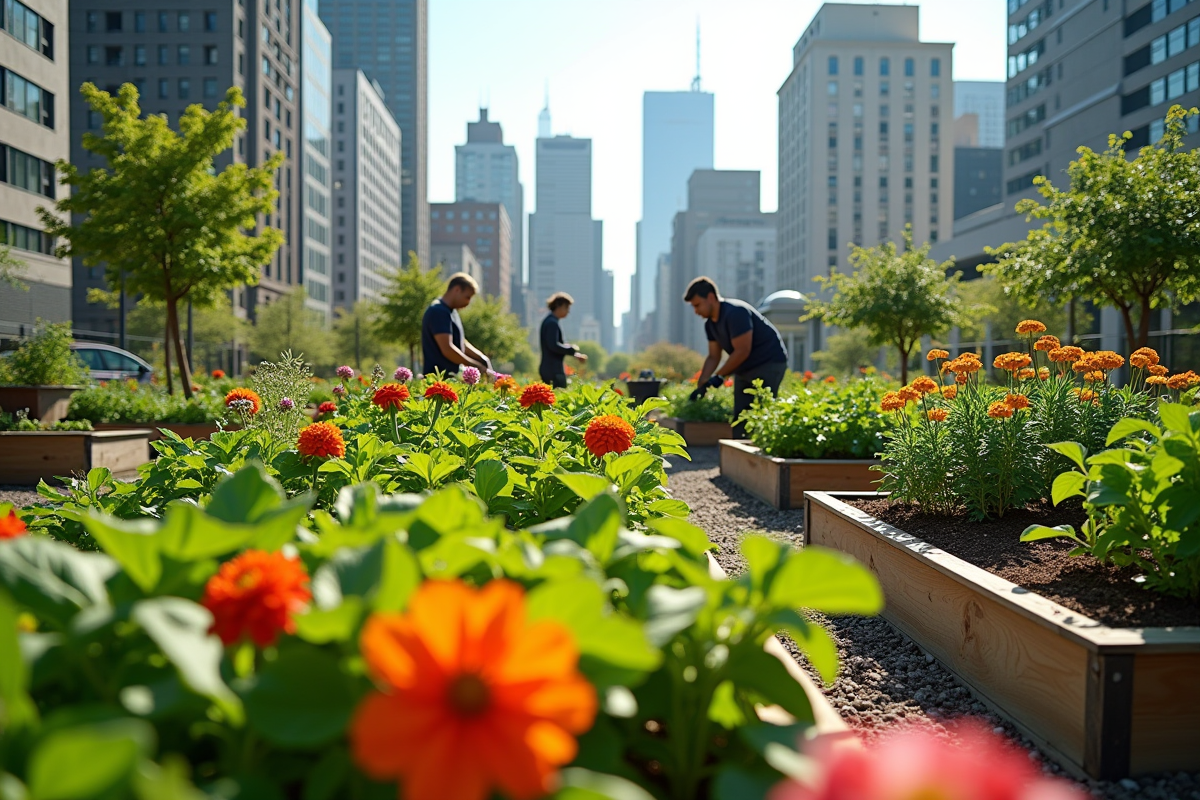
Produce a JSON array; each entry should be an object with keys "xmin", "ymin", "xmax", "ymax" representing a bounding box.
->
[{"xmin": 848, "ymin": 499, "xmax": 1200, "ymax": 628}]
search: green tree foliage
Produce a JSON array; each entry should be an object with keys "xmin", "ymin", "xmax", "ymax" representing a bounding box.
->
[
  {"xmin": 0, "ymin": 244, "xmax": 27, "ymax": 290},
  {"xmin": 812, "ymin": 328, "xmax": 879, "ymax": 377},
  {"xmin": 604, "ymin": 352, "xmax": 630, "ymax": 379},
  {"xmin": 125, "ymin": 296, "xmax": 250, "ymax": 376},
  {"xmin": 460, "ymin": 294, "xmax": 526, "ymax": 365},
  {"xmin": 376, "ymin": 255, "xmax": 444, "ymax": 368},
  {"xmin": 630, "ymin": 342, "xmax": 704, "ymax": 381},
  {"xmin": 39, "ymin": 83, "xmax": 283, "ymax": 398},
  {"xmin": 985, "ymin": 105, "xmax": 1200, "ymax": 349},
  {"xmin": 333, "ymin": 301, "xmax": 397, "ymax": 373},
  {"xmin": 808, "ymin": 226, "xmax": 963, "ymax": 383},
  {"xmin": 0, "ymin": 322, "xmax": 88, "ymax": 387},
  {"xmin": 574, "ymin": 340, "xmax": 608, "ymax": 379},
  {"xmin": 249, "ymin": 287, "xmax": 333, "ymax": 369},
  {"xmin": 955, "ymin": 275, "xmax": 1080, "ymax": 345}
]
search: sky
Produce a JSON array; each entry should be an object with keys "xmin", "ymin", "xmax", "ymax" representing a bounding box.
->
[{"xmin": 427, "ymin": 0, "xmax": 1008, "ymax": 330}]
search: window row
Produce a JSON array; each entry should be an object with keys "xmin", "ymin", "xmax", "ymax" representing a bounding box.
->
[
  {"xmin": 87, "ymin": 44, "xmax": 219, "ymax": 68},
  {"xmin": 1008, "ymin": 39, "xmax": 1045, "ymax": 78},
  {"xmin": 86, "ymin": 9, "xmax": 218, "ymax": 34},
  {"xmin": 1007, "ymin": 104, "xmax": 1046, "ymax": 137},
  {"xmin": 1007, "ymin": 168, "xmax": 1042, "ymax": 195},
  {"xmin": 1009, "ymin": 1, "xmax": 1051, "ymax": 44},
  {"xmin": 1, "ymin": 0, "xmax": 53, "ymax": 58},
  {"xmin": 828, "ymin": 80, "xmax": 942, "ymax": 99},
  {"xmin": 1126, "ymin": 15, "xmax": 1200, "ymax": 76},
  {"xmin": 0, "ymin": 67, "xmax": 54, "ymax": 129},
  {"xmin": 828, "ymin": 55, "xmax": 941, "ymax": 77},
  {"xmin": 1148, "ymin": 110, "xmax": 1200, "ymax": 141},
  {"xmin": 1008, "ymin": 137, "xmax": 1043, "ymax": 166},
  {"xmin": 1008, "ymin": 67, "xmax": 1052, "ymax": 105},
  {"xmin": 0, "ymin": 218, "xmax": 54, "ymax": 256},
  {"xmin": 0, "ymin": 144, "xmax": 55, "ymax": 198},
  {"xmin": 1126, "ymin": 0, "xmax": 1196, "ymax": 37}
]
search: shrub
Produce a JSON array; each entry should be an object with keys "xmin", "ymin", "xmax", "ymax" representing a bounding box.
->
[
  {"xmin": 662, "ymin": 381, "xmax": 734, "ymax": 423},
  {"xmin": 0, "ymin": 321, "xmax": 88, "ymax": 386},
  {"xmin": 741, "ymin": 377, "xmax": 892, "ymax": 459},
  {"xmin": 66, "ymin": 380, "xmax": 228, "ymax": 423},
  {"xmin": 629, "ymin": 342, "xmax": 704, "ymax": 381}
]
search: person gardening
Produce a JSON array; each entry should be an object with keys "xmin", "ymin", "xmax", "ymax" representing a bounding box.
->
[
  {"xmin": 684, "ymin": 276, "xmax": 788, "ymax": 438},
  {"xmin": 539, "ymin": 292, "xmax": 588, "ymax": 388},
  {"xmin": 421, "ymin": 272, "xmax": 492, "ymax": 377}
]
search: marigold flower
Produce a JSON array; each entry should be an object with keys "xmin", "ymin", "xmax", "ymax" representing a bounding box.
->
[
  {"xmin": 1129, "ymin": 354, "xmax": 1151, "ymax": 369},
  {"xmin": 202, "ymin": 550, "xmax": 311, "ymax": 647},
  {"xmin": 317, "ymin": 401, "xmax": 337, "ymax": 416},
  {"xmin": 880, "ymin": 392, "xmax": 907, "ymax": 412},
  {"xmin": 0, "ymin": 510, "xmax": 27, "ymax": 540},
  {"xmin": 940, "ymin": 385, "xmax": 958, "ymax": 400},
  {"xmin": 519, "ymin": 383, "xmax": 557, "ymax": 409},
  {"xmin": 394, "ymin": 366, "xmax": 413, "ymax": 383},
  {"xmin": 337, "ymin": 365, "xmax": 354, "ymax": 380},
  {"xmin": 1004, "ymin": 393, "xmax": 1030, "ymax": 410},
  {"xmin": 584, "ymin": 414, "xmax": 637, "ymax": 457},
  {"xmin": 1079, "ymin": 389, "xmax": 1098, "ymax": 402},
  {"xmin": 987, "ymin": 401, "xmax": 1014, "ymax": 419},
  {"xmin": 898, "ymin": 386, "xmax": 921, "ymax": 404},
  {"xmin": 350, "ymin": 580, "xmax": 597, "ymax": 800},
  {"xmin": 1093, "ymin": 351, "xmax": 1125, "ymax": 370},
  {"xmin": 224, "ymin": 387, "xmax": 262, "ymax": 415},
  {"xmin": 946, "ymin": 354, "xmax": 982, "ymax": 374},
  {"xmin": 1149, "ymin": 364, "xmax": 1169, "ymax": 376},
  {"xmin": 1072, "ymin": 354, "xmax": 1101, "ymax": 373},
  {"xmin": 211, "ymin": 369, "xmax": 226, "ymax": 380},
  {"xmin": 1147, "ymin": 375, "xmax": 1169, "ymax": 386},
  {"xmin": 993, "ymin": 352, "xmax": 1032, "ymax": 371},
  {"xmin": 1017, "ymin": 368, "xmax": 1036, "ymax": 380},
  {"xmin": 823, "ymin": 375, "xmax": 837, "ymax": 384},
  {"xmin": 955, "ymin": 372, "xmax": 969, "ymax": 384},
  {"xmin": 1048, "ymin": 346, "xmax": 1084, "ymax": 363},
  {"xmin": 926, "ymin": 408, "xmax": 949, "ymax": 422},
  {"xmin": 1016, "ymin": 319, "xmax": 1047, "ymax": 334},
  {"xmin": 373, "ymin": 383, "xmax": 411, "ymax": 411},
  {"xmin": 424, "ymin": 381, "xmax": 459, "ymax": 404},
  {"xmin": 1038, "ymin": 367, "xmax": 1051, "ymax": 380},
  {"xmin": 493, "ymin": 376, "xmax": 519, "ymax": 395},
  {"xmin": 1085, "ymin": 371, "xmax": 1106, "ymax": 383},
  {"xmin": 298, "ymin": 421, "xmax": 346, "ymax": 459},
  {"xmin": 926, "ymin": 349, "xmax": 949, "ymax": 361},
  {"xmin": 1033, "ymin": 335, "xmax": 1061, "ymax": 352},
  {"xmin": 1166, "ymin": 370, "xmax": 1200, "ymax": 390},
  {"xmin": 1131, "ymin": 346, "xmax": 1160, "ymax": 367},
  {"xmin": 911, "ymin": 376, "xmax": 938, "ymax": 394}
]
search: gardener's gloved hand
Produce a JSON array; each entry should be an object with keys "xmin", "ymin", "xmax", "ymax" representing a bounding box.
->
[
  {"xmin": 706, "ymin": 374, "xmax": 724, "ymax": 389},
  {"xmin": 688, "ymin": 386, "xmax": 707, "ymax": 402}
]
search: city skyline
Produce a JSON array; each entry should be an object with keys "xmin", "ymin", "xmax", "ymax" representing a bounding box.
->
[{"xmin": 428, "ymin": 0, "xmax": 1008, "ymax": 332}]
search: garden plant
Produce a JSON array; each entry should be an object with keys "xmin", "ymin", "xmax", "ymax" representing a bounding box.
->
[{"xmin": 740, "ymin": 377, "xmax": 892, "ymax": 460}]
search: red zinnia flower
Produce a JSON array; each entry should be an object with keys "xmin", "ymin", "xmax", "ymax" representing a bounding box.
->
[
  {"xmin": 317, "ymin": 400, "xmax": 337, "ymax": 416},
  {"xmin": 584, "ymin": 414, "xmax": 636, "ymax": 458},
  {"xmin": 424, "ymin": 381, "xmax": 459, "ymax": 404},
  {"xmin": 373, "ymin": 383, "xmax": 410, "ymax": 411},
  {"xmin": 0, "ymin": 510, "xmax": 27, "ymax": 540},
  {"xmin": 201, "ymin": 550, "xmax": 311, "ymax": 647},
  {"xmin": 298, "ymin": 421, "xmax": 346, "ymax": 459},
  {"xmin": 211, "ymin": 369, "xmax": 226, "ymax": 380},
  {"xmin": 224, "ymin": 387, "xmax": 262, "ymax": 414},
  {"xmin": 519, "ymin": 383, "xmax": 557, "ymax": 409}
]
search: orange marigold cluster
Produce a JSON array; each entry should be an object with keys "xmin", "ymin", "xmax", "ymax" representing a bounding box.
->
[
  {"xmin": 880, "ymin": 392, "xmax": 908, "ymax": 412},
  {"xmin": 424, "ymin": 381, "xmax": 459, "ymax": 404},
  {"xmin": 372, "ymin": 383, "xmax": 410, "ymax": 411},
  {"xmin": 945, "ymin": 353, "xmax": 983, "ymax": 374},
  {"xmin": 926, "ymin": 349, "xmax": 950, "ymax": 361},
  {"xmin": 519, "ymin": 383, "xmax": 557, "ymax": 409},
  {"xmin": 224, "ymin": 387, "xmax": 262, "ymax": 414},
  {"xmin": 1147, "ymin": 375, "xmax": 1169, "ymax": 386},
  {"xmin": 202, "ymin": 550, "xmax": 311, "ymax": 646},
  {"xmin": 898, "ymin": 386, "xmax": 921, "ymax": 404},
  {"xmin": 926, "ymin": 408, "xmax": 949, "ymax": 422},
  {"xmin": 941, "ymin": 385, "xmax": 958, "ymax": 400},
  {"xmin": 493, "ymin": 376, "xmax": 519, "ymax": 394},
  {"xmin": 1048, "ymin": 346, "xmax": 1084, "ymax": 363},
  {"xmin": 583, "ymin": 414, "xmax": 636, "ymax": 458},
  {"xmin": 1017, "ymin": 368, "xmax": 1036, "ymax": 380},
  {"xmin": 1016, "ymin": 319, "xmax": 1047, "ymax": 334},
  {"xmin": 1130, "ymin": 347, "xmax": 1160, "ymax": 367},
  {"xmin": 1078, "ymin": 389, "xmax": 1098, "ymax": 403},
  {"xmin": 1034, "ymin": 335, "xmax": 1061, "ymax": 352},
  {"xmin": 1004, "ymin": 393, "xmax": 1030, "ymax": 410},
  {"xmin": 211, "ymin": 369, "xmax": 226, "ymax": 380},
  {"xmin": 1149, "ymin": 364, "xmax": 1169, "ymax": 376},
  {"xmin": 1166, "ymin": 371, "xmax": 1200, "ymax": 390},
  {"xmin": 298, "ymin": 421, "xmax": 346, "ymax": 459},
  {"xmin": 0, "ymin": 509, "xmax": 26, "ymax": 540},
  {"xmin": 1093, "ymin": 351, "xmax": 1125, "ymax": 370},
  {"xmin": 1084, "ymin": 371, "xmax": 1106, "ymax": 383},
  {"xmin": 911, "ymin": 376, "xmax": 938, "ymax": 394},
  {"xmin": 1038, "ymin": 367, "xmax": 1051, "ymax": 380},
  {"xmin": 993, "ymin": 352, "xmax": 1032, "ymax": 371},
  {"xmin": 987, "ymin": 401, "xmax": 1015, "ymax": 419}
]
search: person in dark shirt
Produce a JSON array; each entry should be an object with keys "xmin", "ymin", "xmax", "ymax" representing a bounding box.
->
[
  {"xmin": 539, "ymin": 292, "xmax": 588, "ymax": 388},
  {"xmin": 421, "ymin": 272, "xmax": 492, "ymax": 377},
  {"xmin": 684, "ymin": 276, "xmax": 789, "ymax": 438}
]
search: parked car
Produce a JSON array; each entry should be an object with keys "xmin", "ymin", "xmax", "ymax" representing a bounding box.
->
[{"xmin": 70, "ymin": 343, "xmax": 154, "ymax": 382}]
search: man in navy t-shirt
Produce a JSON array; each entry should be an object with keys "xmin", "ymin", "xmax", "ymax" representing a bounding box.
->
[
  {"xmin": 684, "ymin": 276, "xmax": 788, "ymax": 438},
  {"xmin": 421, "ymin": 272, "xmax": 492, "ymax": 377}
]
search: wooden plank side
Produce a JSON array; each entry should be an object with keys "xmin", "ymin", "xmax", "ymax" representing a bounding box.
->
[
  {"xmin": 1130, "ymin": 652, "xmax": 1200, "ymax": 774},
  {"xmin": 790, "ymin": 461, "xmax": 880, "ymax": 498},
  {"xmin": 806, "ymin": 503, "xmax": 1090, "ymax": 767},
  {"xmin": 719, "ymin": 440, "xmax": 781, "ymax": 507},
  {"xmin": 0, "ymin": 434, "xmax": 88, "ymax": 484},
  {"xmin": 89, "ymin": 434, "xmax": 152, "ymax": 477}
]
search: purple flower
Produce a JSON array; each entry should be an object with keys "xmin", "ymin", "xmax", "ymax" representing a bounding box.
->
[
  {"xmin": 394, "ymin": 366, "xmax": 413, "ymax": 383},
  {"xmin": 462, "ymin": 366, "xmax": 480, "ymax": 385},
  {"xmin": 278, "ymin": 397, "xmax": 295, "ymax": 411},
  {"xmin": 332, "ymin": 384, "xmax": 347, "ymax": 396},
  {"xmin": 336, "ymin": 365, "xmax": 354, "ymax": 380}
]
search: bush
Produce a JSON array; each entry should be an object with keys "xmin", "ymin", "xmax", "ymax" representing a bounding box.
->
[
  {"xmin": 0, "ymin": 321, "xmax": 88, "ymax": 386},
  {"xmin": 629, "ymin": 342, "xmax": 703, "ymax": 381},
  {"xmin": 0, "ymin": 408, "xmax": 93, "ymax": 431},
  {"xmin": 662, "ymin": 381, "xmax": 734, "ymax": 422},
  {"xmin": 741, "ymin": 377, "xmax": 892, "ymax": 459},
  {"xmin": 67, "ymin": 379, "xmax": 230, "ymax": 423}
]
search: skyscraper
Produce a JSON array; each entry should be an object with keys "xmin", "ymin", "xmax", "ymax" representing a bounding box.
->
[
  {"xmin": 777, "ymin": 3, "xmax": 953, "ymax": 368},
  {"xmin": 455, "ymin": 109, "xmax": 523, "ymax": 308},
  {"xmin": 301, "ymin": 0, "xmax": 333, "ymax": 323},
  {"xmin": 319, "ymin": 0, "xmax": 428, "ymax": 269},
  {"xmin": 953, "ymin": 81, "xmax": 1006, "ymax": 148},
  {"xmin": 528, "ymin": 133, "xmax": 607, "ymax": 345},
  {"xmin": 430, "ymin": 201, "xmax": 511, "ymax": 306},
  {"xmin": 633, "ymin": 90, "xmax": 713, "ymax": 350}
]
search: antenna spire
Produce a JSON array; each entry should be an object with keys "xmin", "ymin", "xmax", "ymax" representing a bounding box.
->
[{"xmin": 691, "ymin": 19, "xmax": 701, "ymax": 92}]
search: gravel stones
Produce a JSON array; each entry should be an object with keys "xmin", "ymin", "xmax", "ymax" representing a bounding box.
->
[
  {"xmin": 0, "ymin": 486, "xmax": 39, "ymax": 509},
  {"xmin": 667, "ymin": 446, "xmax": 1200, "ymax": 800}
]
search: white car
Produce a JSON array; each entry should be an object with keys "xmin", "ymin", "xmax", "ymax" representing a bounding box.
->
[{"xmin": 69, "ymin": 343, "xmax": 154, "ymax": 382}]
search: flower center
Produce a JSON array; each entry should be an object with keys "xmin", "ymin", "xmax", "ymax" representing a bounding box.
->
[{"xmin": 446, "ymin": 673, "xmax": 491, "ymax": 717}]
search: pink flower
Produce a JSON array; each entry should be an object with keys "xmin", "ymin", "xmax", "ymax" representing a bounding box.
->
[
  {"xmin": 769, "ymin": 721, "xmax": 1085, "ymax": 800},
  {"xmin": 462, "ymin": 366, "xmax": 480, "ymax": 385},
  {"xmin": 336, "ymin": 365, "xmax": 354, "ymax": 380},
  {"xmin": 393, "ymin": 366, "xmax": 412, "ymax": 383},
  {"xmin": 332, "ymin": 384, "xmax": 347, "ymax": 396}
]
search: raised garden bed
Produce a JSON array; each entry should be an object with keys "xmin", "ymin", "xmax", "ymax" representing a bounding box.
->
[
  {"xmin": 803, "ymin": 491, "xmax": 1200, "ymax": 780},
  {"xmin": 719, "ymin": 439, "xmax": 879, "ymax": 509},
  {"xmin": 0, "ymin": 385, "xmax": 85, "ymax": 424},
  {"xmin": 658, "ymin": 417, "xmax": 734, "ymax": 447},
  {"xmin": 0, "ymin": 429, "xmax": 153, "ymax": 484},
  {"xmin": 92, "ymin": 421, "xmax": 238, "ymax": 441}
]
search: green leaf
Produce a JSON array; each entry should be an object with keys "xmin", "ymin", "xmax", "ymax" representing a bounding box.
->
[
  {"xmin": 646, "ymin": 517, "xmax": 714, "ymax": 557},
  {"xmin": 132, "ymin": 755, "xmax": 209, "ymax": 800},
  {"xmin": 373, "ymin": 538, "xmax": 420, "ymax": 613},
  {"xmin": 205, "ymin": 464, "xmax": 285, "ymax": 524},
  {"xmin": 712, "ymin": 768, "xmax": 778, "ymax": 800},
  {"xmin": 242, "ymin": 645, "xmax": 355, "ymax": 748},
  {"xmin": 1051, "ymin": 471, "xmax": 1086, "ymax": 505},
  {"xmin": 300, "ymin": 749, "xmax": 352, "ymax": 800},
  {"xmin": 728, "ymin": 647, "xmax": 814, "ymax": 722},
  {"xmin": 1106, "ymin": 417, "xmax": 1161, "ymax": 446},
  {"xmin": 641, "ymin": 585, "xmax": 707, "ymax": 647},
  {"xmin": 771, "ymin": 609, "xmax": 839, "ymax": 684},
  {"xmin": 567, "ymin": 494, "xmax": 623, "ymax": 563},
  {"xmin": 81, "ymin": 513, "xmax": 162, "ymax": 593},
  {"xmin": 768, "ymin": 547, "xmax": 883, "ymax": 615},
  {"xmin": 1159, "ymin": 403, "xmax": 1193, "ymax": 434},
  {"xmin": 555, "ymin": 768, "xmax": 657, "ymax": 800},
  {"xmin": 86, "ymin": 467, "xmax": 112, "ymax": 495},
  {"xmin": 527, "ymin": 578, "xmax": 660, "ymax": 674},
  {"xmin": 0, "ymin": 537, "xmax": 116, "ymax": 629},
  {"xmin": 473, "ymin": 459, "xmax": 511, "ymax": 503},
  {"xmin": 1020, "ymin": 524, "xmax": 1079, "ymax": 543},
  {"xmin": 707, "ymin": 680, "xmax": 748, "ymax": 728},
  {"xmin": 741, "ymin": 536, "xmax": 785, "ymax": 591},
  {"xmin": 0, "ymin": 589, "xmax": 36, "ymax": 729},
  {"xmin": 28, "ymin": 718, "xmax": 154, "ymax": 800},
  {"xmin": 605, "ymin": 452, "xmax": 657, "ymax": 493},
  {"xmin": 645, "ymin": 498, "xmax": 690, "ymax": 518},
  {"xmin": 556, "ymin": 472, "xmax": 613, "ymax": 502},
  {"xmin": 1047, "ymin": 441, "xmax": 1088, "ymax": 472},
  {"xmin": 294, "ymin": 598, "xmax": 364, "ymax": 644}
]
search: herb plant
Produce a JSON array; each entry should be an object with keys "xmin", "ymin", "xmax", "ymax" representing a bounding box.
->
[{"xmin": 740, "ymin": 378, "xmax": 892, "ymax": 459}]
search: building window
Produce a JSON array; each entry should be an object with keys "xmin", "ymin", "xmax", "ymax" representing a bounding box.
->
[
  {"xmin": 158, "ymin": 45, "xmax": 169, "ymax": 65},
  {"xmin": 105, "ymin": 11, "xmax": 121, "ymax": 31},
  {"xmin": 203, "ymin": 78, "xmax": 218, "ymax": 98},
  {"xmin": 931, "ymin": 83, "xmax": 940, "ymax": 99},
  {"xmin": 105, "ymin": 46, "xmax": 123, "ymax": 66},
  {"xmin": 86, "ymin": 11, "xmax": 98, "ymax": 32},
  {"xmin": 262, "ymin": 56, "xmax": 270, "ymax": 76},
  {"xmin": 931, "ymin": 58, "xmax": 941, "ymax": 77},
  {"xmin": 238, "ymin": 53, "xmax": 244, "ymax": 75},
  {"xmin": 828, "ymin": 80, "xmax": 838, "ymax": 96},
  {"xmin": 880, "ymin": 80, "xmax": 889, "ymax": 95},
  {"xmin": 158, "ymin": 11, "xmax": 168, "ymax": 32},
  {"xmin": 880, "ymin": 57, "xmax": 890, "ymax": 75},
  {"xmin": 904, "ymin": 57, "xmax": 914, "ymax": 76},
  {"xmin": 134, "ymin": 11, "xmax": 145, "ymax": 32},
  {"xmin": 205, "ymin": 45, "xmax": 218, "ymax": 65},
  {"xmin": 179, "ymin": 78, "xmax": 190, "ymax": 99},
  {"xmin": 179, "ymin": 45, "xmax": 190, "ymax": 65},
  {"xmin": 133, "ymin": 45, "xmax": 146, "ymax": 66},
  {"xmin": 854, "ymin": 56, "xmax": 863, "ymax": 75},
  {"xmin": 158, "ymin": 78, "xmax": 169, "ymax": 99},
  {"xmin": 205, "ymin": 11, "xmax": 217, "ymax": 31},
  {"xmin": 87, "ymin": 45, "xmax": 99, "ymax": 65},
  {"xmin": 828, "ymin": 55, "xmax": 838, "ymax": 74},
  {"xmin": 1, "ymin": 68, "xmax": 54, "ymax": 128},
  {"xmin": 931, "ymin": 154, "xmax": 940, "ymax": 172},
  {"xmin": 179, "ymin": 13, "xmax": 190, "ymax": 31}
]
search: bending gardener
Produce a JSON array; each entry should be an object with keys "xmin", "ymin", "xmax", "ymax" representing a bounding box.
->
[
  {"xmin": 539, "ymin": 292, "xmax": 588, "ymax": 388},
  {"xmin": 421, "ymin": 272, "xmax": 492, "ymax": 377}
]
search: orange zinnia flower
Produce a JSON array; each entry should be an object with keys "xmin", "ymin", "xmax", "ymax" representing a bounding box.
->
[
  {"xmin": 0, "ymin": 510, "xmax": 27, "ymax": 540},
  {"xmin": 1033, "ymin": 335, "xmax": 1061, "ymax": 352},
  {"xmin": 987, "ymin": 401, "xmax": 1014, "ymax": 419},
  {"xmin": 1148, "ymin": 364, "xmax": 1169, "ymax": 376},
  {"xmin": 298, "ymin": 421, "xmax": 346, "ymax": 459},
  {"xmin": 211, "ymin": 369, "xmax": 226, "ymax": 380},
  {"xmin": 1131, "ymin": 347, "xmax": 1160, "ymax": 367},
  {"xmin": 1048, "ymin": 346, "xmax": 1084, "ymax": 363},
  {"xmin": 926, "ymin": 408, "xmax": 949, "ymax": 422},
  {"xmin": 911, "ymin": 376, "xmax": 938, "ymax": 394},
  {"xmin": 350, "ymin": 580, "xmax": 597, "ymax": 800},
  {"xmin": 1004, "ymin": 393, "xmax": 1030, "ymax": 410},
  {"xmin": 519, "ymin": 383, "xmax": 557, "ymax": 409},
  {"xmin": 1016, "ymin": 320, "xmax": 1047, "ymax": 334},
  {"xmin": 202, "ymin": 550, "xmax": 311, "ymax": 646},
  {"xmin": 993, "ymin": 352, "xmax": 1032, "ymax": 371},
  {"xmin": 373, "ymin": 383, "xmax": 411, "ymax": 411},
  {"xmin": 584, "ymin": 414, "xmax": 636, "ymax": 457},
  {"xmin": 823, "ymin": 375, "xmax": 837, "ymax": 384},
  {"xmin": 940, "ymin": 385, "xmax": 958, "ymax": 400},
  {"xmin": 317, "ymin": 401, "xmax": 337, "ymax": 416},
  {"xmin": 424, "ymin": 381, "xmax": 459, "ymax": 404},
  {"xmin": 926, "ymin": 349, "xmax": 949, "ymax": 361},
  {"xmin": 493, "ymin": 376, "xmax": 519, "ymax": 395},
  {"xmin": 224, "ymin": 387, "xmax": 262, "ymax": 414}
]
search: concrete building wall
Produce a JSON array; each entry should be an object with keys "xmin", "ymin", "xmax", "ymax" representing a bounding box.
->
[
  {"xmin": 430, "ymin": 201, "xmax": 511, "ymax": 307},
  {"xmin": 696, "ymin": 225, "xmax": 778, "ymax": 312},
  {"xmin": 300, "ymin": 0, "xmax": 332, "ymax": 323},
  {"xmin": 430, "ymin": 243, "xmax": 482, "ymax": 286}
]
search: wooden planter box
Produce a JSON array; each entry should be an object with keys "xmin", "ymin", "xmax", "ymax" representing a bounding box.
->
[
  {"xmin": 0, "ymin": 386, "xmax": 85, "ymax": 424},
  {"xmin": 92, "ymin": 422, "xmax": 236, "ymax": 442},
  {"xmin": 719, "ymin": 439, "xmax": 879, "ymax": 509},
  {"xmin": 803, "ymin": 491, "xmax": 1200, "ymax": 780},
  {"xmin": 659, "ymin": 417, "xmax": 734, "ymax": 447},
  {"xmin": 0, "ymin": 430, "xmax": 153, "ymax": 485}
]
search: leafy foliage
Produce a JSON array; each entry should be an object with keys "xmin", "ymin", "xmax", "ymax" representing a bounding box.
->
[
  {"xmin": 0, "ymin": 321, "xmax": 88, "ymax": 387},
  {"xmin": 249, "ymin": 286, "xmax": 335, "ymax": 368},
  {"xmin": 662, "ymin": 382, "xmax": 734, "ymax": 423},
  {"xmin": 0, "ymin": 243, "xmax": 26, "ymax": 290},
  {"xmin": 740, "ymin": 378, "xmax": 892, "ymax": 459},
  {"xmin": 460, "ymin": 293, "xmax": 526, "ymax": 365},
  {"xmin": 630, "ymin": 343, "xmax": 704, "ymax": 382}
]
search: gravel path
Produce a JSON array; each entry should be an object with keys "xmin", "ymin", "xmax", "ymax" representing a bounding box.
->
[
  {"xmin": 667, "ymin": 446, "xmax": 1200, "ymax": 800},
  {"xmin": 0, "ymin": 486, "xmax": 40, "ymax": 509}
]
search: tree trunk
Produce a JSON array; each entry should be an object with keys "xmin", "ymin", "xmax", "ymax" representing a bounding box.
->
[
  {"xmin": 1117, "ymin": 304, "xmax": 1139, "ymax": 353},
  {"xmin": 163, "ymin": 315, "xmax": 174, "ymax": 395},
  {"xmin": 166, "ymin": 296, "xmax": 194, "ymax": 400},
  {"xmin": 898, "ymin": 342, "xmax": 909, "ymax": 384},
  {"xmin": 1136, "ymin": 295, "xmax": 1153, "ymax": 350}
]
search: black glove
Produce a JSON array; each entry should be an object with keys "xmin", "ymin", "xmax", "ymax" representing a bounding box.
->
[
  {"xmin": 706, "ymin": 374, "xmax": 724, "ymax": 389},
  {"xmin": 688, "ymin": 386, "xmax": 707, "ymax": 402}
]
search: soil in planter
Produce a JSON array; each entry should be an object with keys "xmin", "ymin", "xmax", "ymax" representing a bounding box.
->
[{"xmin": 847, "ymin": 499, "xmax": 1200, "ymax": 629}]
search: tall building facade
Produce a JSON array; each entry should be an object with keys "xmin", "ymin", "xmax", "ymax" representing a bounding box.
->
[
  {"xmin": 0, "ymin": 0, "xmax": 70, "ymax": 337},
  {"xmin": 632, "ymin": 90, "xmax": 714, "ymax": 350},
  {"xmin": 429, "ymin": 201, "xmax": 511, "ymax": 306},
  {"xmin": 319, "ymin": 0, "xmax": 427, "ymax": 270},
  {"xmin": 953, "ymin": 80, "xmax": 1004, "ymax": 221},
  {"xmin": 777, "ymin": 3, "xmax": 953, "ymax": 368},
  {"xmin": 300, "ymin": 0, "xmax": 332, "ymax": 322},
  {"xmin": 455, "ymin": 109, "xmax": 523, "ymax": 309},
  {"xmin": 954, "ymin": 80, "xmax": 1006, "ymax": 148},
  {"xmin": 68, "ymin": 0, "xmax": 302, "ymax": 337},
  {"xmin": 696, "ymin": 226, "xmax": 778, "ymax": 315},
  {"xmin": 331, "ymin": 69, "xmax": 400, "ymax": 309},
  {"xmin": 528, "ymin": 134, "xmax": 607, "ymax": 345}
]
